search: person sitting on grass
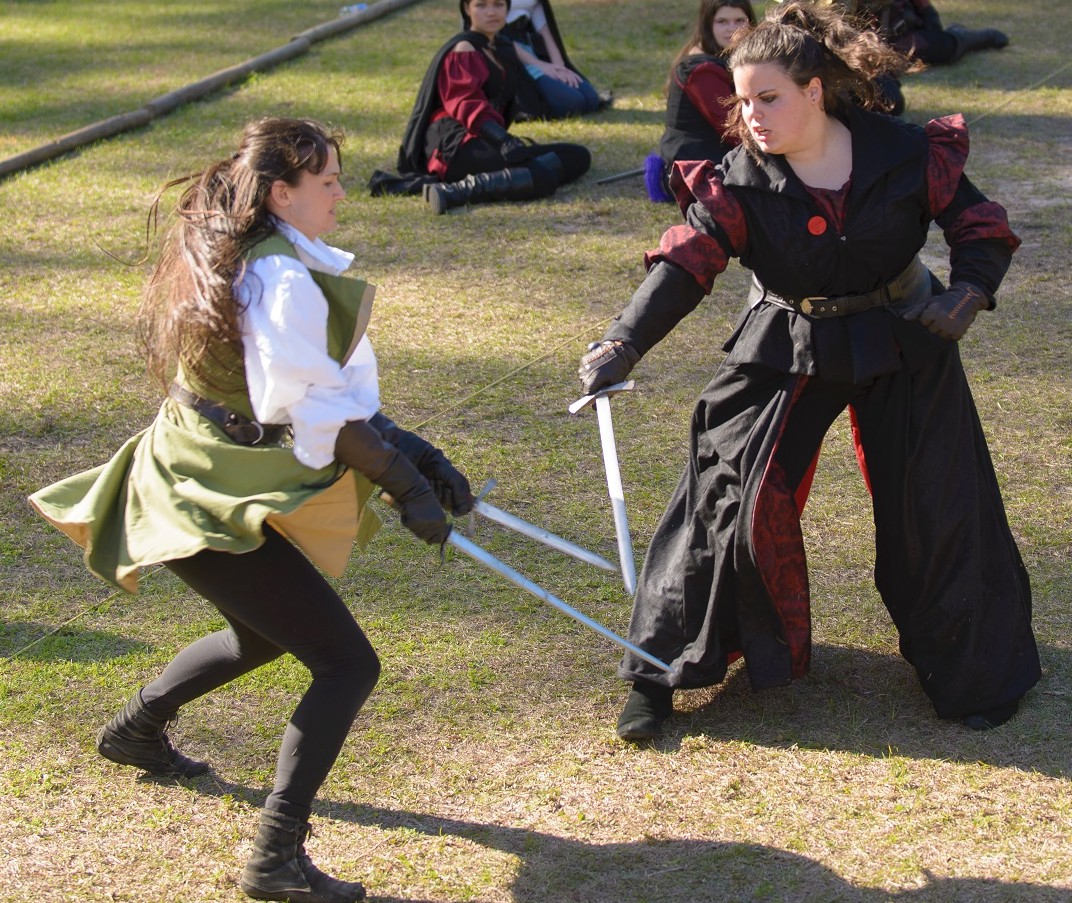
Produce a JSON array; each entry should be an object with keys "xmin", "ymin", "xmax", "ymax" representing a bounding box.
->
[
  {"xmin": 856, "ymin": 0, "xmax": 1009, "ymax": 65},
  {"xmin": 376, "ymin": 0, "xmax": 591, "ymax": 214},
  {"xmin": 501, "ymin": 0, "xmax": 609, "ymax": 120},
  {"xmin": 644, "ymin": 0, "xmax": 757, "ymax": 203}
]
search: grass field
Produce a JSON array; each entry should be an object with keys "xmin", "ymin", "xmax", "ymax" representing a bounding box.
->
[{"xmin": 1, "ymin": 0, "xmax": 1071, "ymax": 900}]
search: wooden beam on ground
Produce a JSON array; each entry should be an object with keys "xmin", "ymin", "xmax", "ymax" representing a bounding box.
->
[{"xmin": 0, "ymin": 0, "xmax": 424, "ymax": 180}]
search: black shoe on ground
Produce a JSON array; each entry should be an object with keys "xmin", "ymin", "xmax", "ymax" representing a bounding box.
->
[
  {"xmin": 241, "ymin": 810, "xmax": 366, "ymax": 903},
  {"xmin": 962, "ymin": 698, "xmax": 1019, "ymax": 730},
  {"xmin": 616, "ymin": 682, "xmax": 674, "ymax": 742},
  {"xmin": 97, "ymin": 689, "xmax": 209, "ymax": 778}
]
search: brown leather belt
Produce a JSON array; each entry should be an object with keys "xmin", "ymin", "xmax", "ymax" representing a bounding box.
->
[
  {"xmin": 168, "ymin": 383, "xmax": 289, "ymax": 446},
  {"xmin": 751, "ymin": 256, "xmax": 928, "ymax": 318}
]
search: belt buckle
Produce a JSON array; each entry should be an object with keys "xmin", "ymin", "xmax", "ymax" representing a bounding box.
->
[{"xmin": 799, "ymin": 296, "xmax": 826, "ymax": 315}]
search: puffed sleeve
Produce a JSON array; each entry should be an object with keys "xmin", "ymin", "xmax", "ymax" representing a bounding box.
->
[
  {"xmin": 240, "ymin": 256, "xmax": 380, "ymax": 469},
  {"xmin": 643, "ymin": 159, "xmax": 748, "ymax": 293},
  {"xmin": 436, "ymin": 49, "xmax": 501, "ymax": 133},
  {"xmin": 681, "ymin": 61, "xmax": 736, "ymax": 142},
  {"xmin": 926, "ymin": 114, "xmax": 1021, "ymax": 302}
]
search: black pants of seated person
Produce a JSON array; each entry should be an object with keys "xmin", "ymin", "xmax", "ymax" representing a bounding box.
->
[
  {"xmin": 143, "ymin": 526, "xmax": 381, "ymax": 822},
  {"xmin": 444, "ymin": 136, "xmax": 590, "ymax": 185},
  {"xmin": 426, "ymin": 136, "xmax": 591, "ymax": 213}
]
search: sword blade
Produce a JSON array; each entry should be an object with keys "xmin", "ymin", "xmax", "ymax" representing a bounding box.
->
[
  {"xmin": 595, "ymin": 394, "xmax": 638, "ymax": 595},
  {"xmin": 473, "ymin": 500, "xmax": 617, "ymax": 572},
  {"xmin": 448, "ymin": 530, "xmax": 671, "ymax": 673}
]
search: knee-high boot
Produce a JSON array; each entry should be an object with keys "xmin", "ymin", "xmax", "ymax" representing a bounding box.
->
[
  {"xmin": 96, "ymin": 688, "xmax": 210, "ymax": 778},
  {"xmin": 424, "ymin": 168, "xmax": 535, "ymax": 214},
  {"xmin": 240, "ymin": 810, "xmax": 366, "ymax": 902},
  {"xmin": 424, "ymin": 152, "xmax": 563, "ymax": 214}
]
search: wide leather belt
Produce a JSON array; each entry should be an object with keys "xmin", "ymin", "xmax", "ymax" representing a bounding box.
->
[
  {"xmin": 751, "ymin": 256, "xmax": 928, "ymax": 318},
  {"xmin": 168, "ymin": 383, "xmax": 289, "ymax": 446}
]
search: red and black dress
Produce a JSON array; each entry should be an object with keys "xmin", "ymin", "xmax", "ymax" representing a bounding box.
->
[
  {"xmin": 605, "ymin": 106, "xmax": 1040, "ymax": 722},
  {"xmin": 659, "ymin": 53, "xmax": 738, "ymax": 171},
  {"xmin": 647, "ymin": 53, "xmax": 740, "ymax": 203},
  {"xmin": 397, "ymin": 30, "xmax": 589, "ymax": 187}
]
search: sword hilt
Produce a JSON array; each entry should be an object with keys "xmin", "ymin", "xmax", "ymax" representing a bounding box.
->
[{"xmin": 568, "ymin": 379, "xmax": 635, "ymax": 415}]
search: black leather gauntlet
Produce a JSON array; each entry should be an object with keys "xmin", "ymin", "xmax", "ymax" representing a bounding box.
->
[
  {"xmin": 334, "ymin": 420, "xmax": 449, "ymax": 544},
  {"xmin": 369, "ymin": 413, "xmax": 474, "ymax": 516},
  {"xmin": 478, "ymin": 120, "xmax": 530, "ymax": 165},
  {"xmin": 907, "ymin": 282, "xmax": 990, "ymax": 341}
]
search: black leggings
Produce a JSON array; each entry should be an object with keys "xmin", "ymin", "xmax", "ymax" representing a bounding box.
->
[
  {"xmin": 444, "ymin": 136, "xmax": 591, "ymax": 189},
  {"xmin": 141, "ymin": 526, "xmax": 380, "ymax": 821}
]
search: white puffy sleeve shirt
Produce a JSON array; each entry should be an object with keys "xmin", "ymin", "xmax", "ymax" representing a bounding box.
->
[
  {"xmin": 507, "ymin": 0, "xmax": 547, "ymax": 31},
  {"xmin": 236, "ymin": 221, "xmax": 381, "ymax": 470}
]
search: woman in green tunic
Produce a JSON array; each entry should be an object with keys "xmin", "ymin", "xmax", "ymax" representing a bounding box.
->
[{"xmin": 29, "ymin": 118, "xmax": 472, "ymax": 903}]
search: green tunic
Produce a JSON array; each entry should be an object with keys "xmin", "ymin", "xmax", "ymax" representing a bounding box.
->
[{"xmin": 29, "ymin": 234, "xmax": 381, "ymax": 592}]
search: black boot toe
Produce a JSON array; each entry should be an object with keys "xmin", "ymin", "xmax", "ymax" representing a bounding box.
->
[
  {"xmin": 616, "ymin": 683, "xmax": 673, "ymax": 742},
  {"xmin": 962, "ymin": 698, "xmax": 1020, "ymax": 730}
]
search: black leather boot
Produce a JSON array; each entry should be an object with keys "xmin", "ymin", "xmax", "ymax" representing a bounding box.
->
[
  {"xmin": 616, "ymin": 681, "xmax": 674, "ymax": 742},
  {"xmin": 96, "ymin": 689, "xmax": 209, "ymax": 778},
  {"xmin": 948, "ymin": 24, "xmax": 1009, "ymax": 61},
  {"xmin": 424, "ymin": 167, "xmax": 539, "ymax": 214},
  {"xmin": 240, "ymin": 810, "xmax": 366, "ymax": 903},
  {"xmin": 962, "ymin": 698, "xmax": 1020, "ymax": 730}
]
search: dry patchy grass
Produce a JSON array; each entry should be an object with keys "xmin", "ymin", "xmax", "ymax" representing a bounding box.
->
[{"xmin": 1, "ymin": 0, "xmax": 1071, "ymax": 901}]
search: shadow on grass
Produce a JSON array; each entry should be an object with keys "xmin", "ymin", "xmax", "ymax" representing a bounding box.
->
[
  {"xmin": 660, "ymin": 641, "xmax": 1072, "ymax": 779},
  {"xmin": 344, "ymin": 804, "xmax": 1070, "ymax": 903},
  {"xmin": 161, "ymin": 767, "xmax": 1072, "ymax": 903},
  {"xmin": 0, "ymin": 621, "xmax": 152, "ymax": 662}
]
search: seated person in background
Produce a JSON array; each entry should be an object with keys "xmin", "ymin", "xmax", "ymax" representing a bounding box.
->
[
  {"xmin": 858, "ymin": 0, "xmax": 1008, "ymax": 64},
  {"xmin": 644, "ymin": 0, "xmax": 756, "ymax": 203},
  {"xmin": 389, "ymin": 0, "xmax": 591, "ymax": 214},
  {"xmin": 502, "ymin": 0, "xmax": 608, "ymax": 120}
]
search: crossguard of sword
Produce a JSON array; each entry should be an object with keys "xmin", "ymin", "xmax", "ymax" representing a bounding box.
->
[{"xmin": 567, "ymin": 380, "xmax": 635, "ymax": 415}]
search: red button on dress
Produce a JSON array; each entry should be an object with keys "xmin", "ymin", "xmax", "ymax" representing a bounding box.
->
[{"xmin": 807, "ymin": 216, "xmax": 827, "ymax": 236}]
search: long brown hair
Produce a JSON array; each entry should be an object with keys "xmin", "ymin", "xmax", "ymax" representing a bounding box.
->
[
  {"xmin": 670, "ymin": 0, "xmax": 757, "ymax": 77},
  {"xmin": 137, "ymin": 118, "xmax": 344, "ymax": 392},
  {"xmin": 724, "ymin": 1, "xmax": 910, "ymax": 155}
]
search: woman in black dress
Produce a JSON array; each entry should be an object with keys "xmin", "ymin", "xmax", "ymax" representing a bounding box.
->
[{"xmin": 578, "ymin": 1, "xmax": 1040, "ymax": 742}]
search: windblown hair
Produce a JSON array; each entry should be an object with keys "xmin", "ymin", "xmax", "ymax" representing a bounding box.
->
[
  {"xmin": 671, "ymin": 0, "xmax": 757, "ymax": 76},
  {"xmin": 137, "ymin": 118, "xmax": 343, "ymax": 393},
  {"xmin": 724, "ymin": 1, "xmax": 910, "ymax": 155}
]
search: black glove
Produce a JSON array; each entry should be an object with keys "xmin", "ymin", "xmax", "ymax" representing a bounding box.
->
[
  {"xmin": 478, "ymin": 120, "xmax": 529, "ymax": 166},
  {"xmin": 906, "ymin": 282, "xmax": 989, "ymax": 341},
  {"xmin": 369, "ymin": 413, "xmax": 474, "ymax": 516},
  {"xmin": 921, "ymin": 4, "xmax": 943, "ymax": 32},
  {"xmin": 334, "ymin": 420, "xmax": 449, "ymax": 544},
  {"xmin": 577, "ymin": 340, "xmax": 641, "ymax": 395}
]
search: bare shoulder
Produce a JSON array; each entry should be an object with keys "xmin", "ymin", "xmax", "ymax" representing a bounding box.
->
[{"xmin": 451, "ymin": 40, "xmax": 476, "ymax": 53}]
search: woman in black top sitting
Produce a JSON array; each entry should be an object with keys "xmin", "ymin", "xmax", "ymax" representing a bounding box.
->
[
  {"xmin": 397, "ymin": 0, "xmax": 591, "ymax": 214},
  {"xmin": 646, "ymin": 0, "xmax": 756, "ymax": 202}
]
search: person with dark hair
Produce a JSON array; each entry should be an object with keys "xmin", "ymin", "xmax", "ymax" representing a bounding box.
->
[
  {"xmin": 389, "ymin": 0, "xmax": 591, "ymax": 214},
  {"xmin": 857, "ymin": 0, "xmax": 1009, "ymax": 65},
  {"xmin": 645, "ymin": 0, "xmax": 757, "ymax": 202},
  {"xmin": 577, "ymin": 1, "xmax": 1040, "ymax": 743},
  {"xmin": 29, "ymin": 117, "xmax": 473, "ymax": 902},
  {"xmin": 501, "ymin": 0, "xmax": 606, "ymax": 120}
]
